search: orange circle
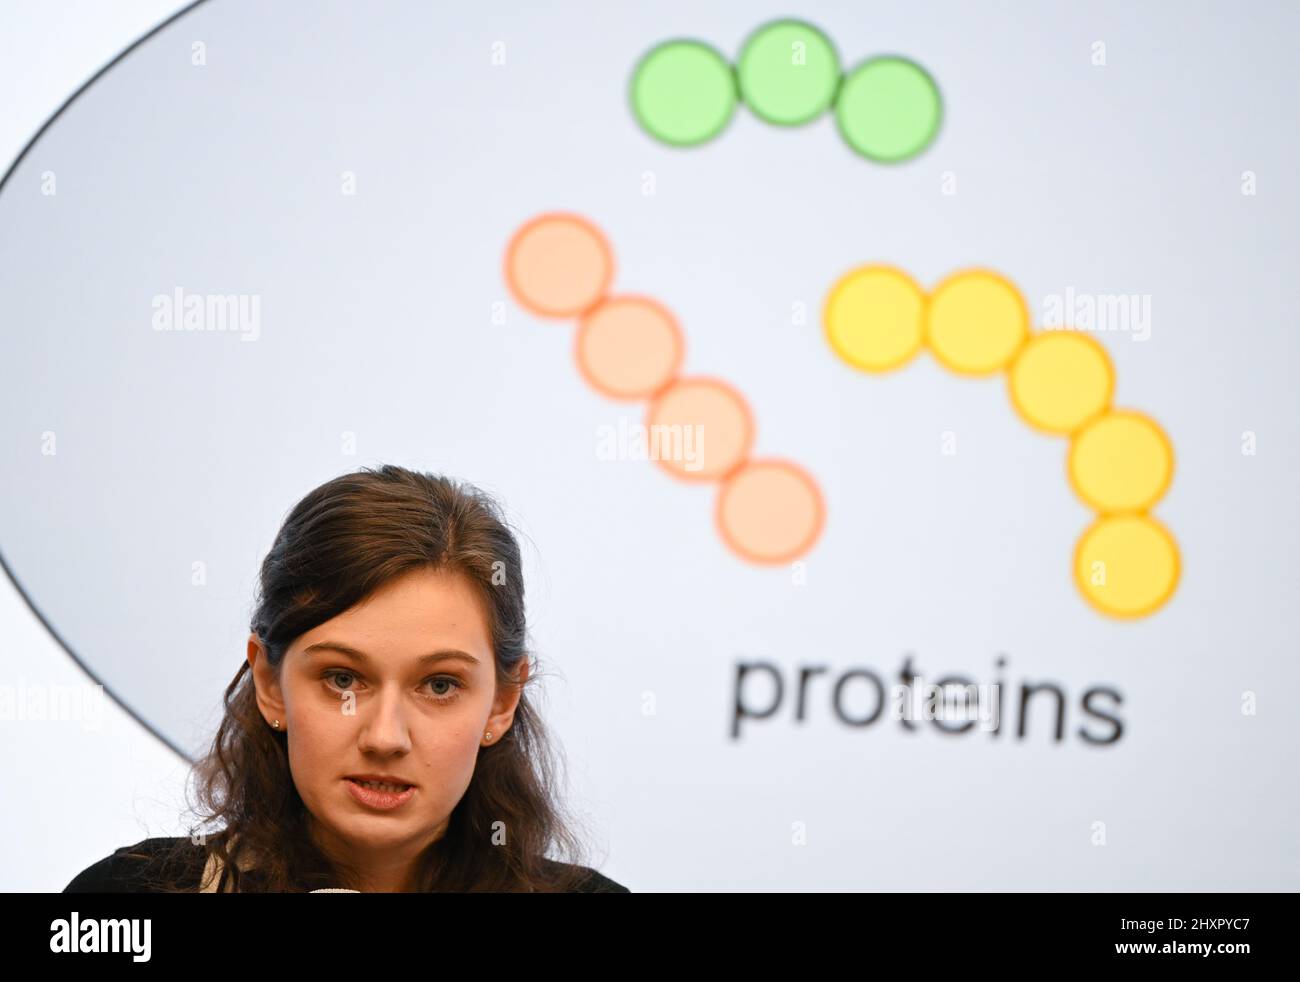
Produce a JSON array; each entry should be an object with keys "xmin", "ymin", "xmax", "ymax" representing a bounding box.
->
[
  {"xmin": 716, "ymin": 458, "xmax": 825, "ymax": 564},
  {"xmin": 645, "ymin": 376, "xmax": 754, "ymax": 482},
  {"xmin": 504, "ymin": 212, "xmax": 613, "ymax": 318},
  {"xmin": 575, "ymin": 295, "xmax": 685, "ymax": 399}
]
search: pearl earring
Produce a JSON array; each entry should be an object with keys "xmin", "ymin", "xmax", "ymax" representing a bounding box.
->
[
  {"xmin": 271, "ymin": 719, "xmax": 281, "ymax": 730},
  {"xmin": 484, "ymin": 731, "xmax": 492, "ymax": 742}
]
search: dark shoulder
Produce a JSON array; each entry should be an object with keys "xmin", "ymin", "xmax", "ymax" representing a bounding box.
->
[
  {"xmin": 63, "ymin": 836, "xmax": 208, "ymax": 893},
  {"xmin": 540, "ymin": 858, "xmax": 630, "ymax": 893}
]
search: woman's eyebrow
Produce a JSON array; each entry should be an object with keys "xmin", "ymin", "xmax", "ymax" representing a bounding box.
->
[{"xmin": 302, "ymin": 641, "xmax": 480, "ymax": 667}]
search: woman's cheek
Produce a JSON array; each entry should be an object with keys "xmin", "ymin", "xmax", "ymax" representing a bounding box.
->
[{"xmin": 285, "ymin": 705, "xmax": 353, "ymax": 794}]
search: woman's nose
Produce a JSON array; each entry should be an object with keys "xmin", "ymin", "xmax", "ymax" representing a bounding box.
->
[{"xmin": 357, "ymin": 690, "xmax": 412, "ymax": 753}]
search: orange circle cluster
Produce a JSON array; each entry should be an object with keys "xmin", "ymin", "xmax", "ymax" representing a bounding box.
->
[
  {"xmin": 823, "ymin": 265, "xmax": 1180, "ymax": 619},
  {"xmin": 505, "ymin": 212, "xmax": 825, "ymax": 564}
]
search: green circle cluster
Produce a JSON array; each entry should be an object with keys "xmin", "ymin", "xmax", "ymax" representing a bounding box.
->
[{"xmin": 629, "ymin": 19, "xmax": 942, "ymax": 163}]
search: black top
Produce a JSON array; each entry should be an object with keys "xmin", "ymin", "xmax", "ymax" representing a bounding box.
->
[{"xmin": 62, "ymin": 837, "xmax": 629, "ymax": 893}]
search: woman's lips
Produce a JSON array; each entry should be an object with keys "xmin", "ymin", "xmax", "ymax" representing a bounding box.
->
[{"xmin": 344, "ymin": 777, "xmax": 416, "ymax": 810}]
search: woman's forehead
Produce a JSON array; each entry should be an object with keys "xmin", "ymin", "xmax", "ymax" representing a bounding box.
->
[{"xmin": 296, "ymin": 569, "xmax": 492, "ymax": 659}]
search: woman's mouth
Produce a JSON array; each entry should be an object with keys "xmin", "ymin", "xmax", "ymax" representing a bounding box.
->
[{"xmin": 344, "ymin": 778, "xmax": 416, "ymax": 810}]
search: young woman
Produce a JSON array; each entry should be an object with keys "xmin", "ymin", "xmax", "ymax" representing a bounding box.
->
[{"xmin": 64, "ymin": 465, "xmax": 628, "ymax": 893}]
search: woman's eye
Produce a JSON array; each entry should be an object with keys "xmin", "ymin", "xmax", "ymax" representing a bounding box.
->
[
  {"xmin": 324, "ymin": 671, "xmax": 460, "ymax": 703},
  {"xmin": 425, "ymin": 677, "xmax": 462, "ymax": 701}
]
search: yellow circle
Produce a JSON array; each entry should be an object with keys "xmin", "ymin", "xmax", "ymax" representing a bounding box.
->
[
  {"xmin": 823, "ymin": 265, "xmax": 925, "ymax": 372},
  {"xmin": 925, "ymin": 269, "xmax": 1029, "ymax": 375},
  {"xmin": 1008, "ymin": 331, "xmax": 1114, "ymax": 434},
  {"xmin": 1074, "ymin": 515, "xmax": 1179, "ymax": 619},
  {"xmin": 1069, "ymin": 410, "xmax": 1174, "ymax": 513}
]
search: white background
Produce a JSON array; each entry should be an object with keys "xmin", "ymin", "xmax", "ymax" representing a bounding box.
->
[
  {"xmin": 2, "ymin": 0, "xmax": 1296, "ymax": 893},
  {"xmin": 0, "ymin": 0, "xmax": 213, "ymax": 893}
]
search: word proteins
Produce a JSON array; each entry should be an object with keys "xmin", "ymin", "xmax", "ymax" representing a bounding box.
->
[{"xmin": 731, "ymin": 653, "xmax": 1123, "ymax": 744}]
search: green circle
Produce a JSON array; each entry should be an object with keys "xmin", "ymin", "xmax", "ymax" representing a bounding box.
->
[
  {"xmin": 834, "ymin": 55, "xmax": 942, "ymax": 162},
  {"xmin": 630, "ymin": 40, "xmax": 738, "ymax": 146},
  {"xmin": 736, "ymin": 19, "xmax": 841, "ymax": 126}
]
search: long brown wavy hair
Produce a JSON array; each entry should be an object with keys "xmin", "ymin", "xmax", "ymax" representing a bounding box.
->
[{"xmin": 140, "ymin": 465, "xmax": 595, "ymax": 891}]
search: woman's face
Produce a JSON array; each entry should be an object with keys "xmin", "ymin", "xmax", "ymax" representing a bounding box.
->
[{"xmin": 247, "ymin": 566, "xmax": 523, "ymax": 880}]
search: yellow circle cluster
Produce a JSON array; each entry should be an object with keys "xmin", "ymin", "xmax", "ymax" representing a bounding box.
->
[{"xmin": 823, "ymin": 266, "xmax": 1179, "ymax": 619}]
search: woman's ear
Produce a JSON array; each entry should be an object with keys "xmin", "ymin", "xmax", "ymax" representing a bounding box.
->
[
  {"xmin": 247, "ymin": 632, "xmax": 287, "ymax": 728},
  {"xmin": 486, "ymin": 658, "xmax": 530, "ymax": 742}
]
